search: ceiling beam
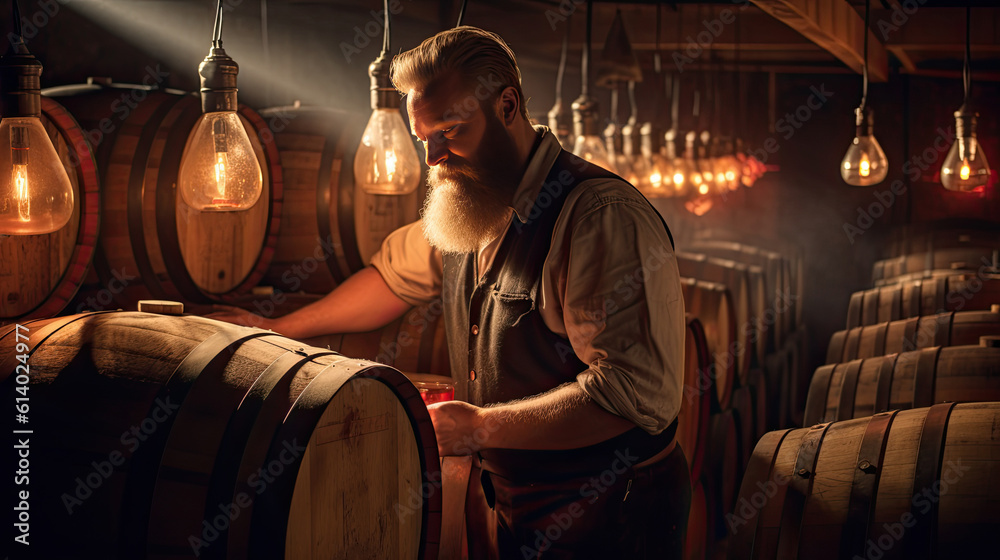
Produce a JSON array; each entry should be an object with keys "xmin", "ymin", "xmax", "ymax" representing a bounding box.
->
[{"xmin": 750, "ymin": 0, "xmax": 891, "ymax": 81}]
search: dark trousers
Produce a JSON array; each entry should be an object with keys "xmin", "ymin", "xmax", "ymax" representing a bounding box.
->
[{"xmin": 467, "ymin": 445, "xmax": 692, "ymax": 560}]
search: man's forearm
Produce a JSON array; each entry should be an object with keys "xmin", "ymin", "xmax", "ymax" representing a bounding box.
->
[
  {"xmin": 269, "ymin": 267, "xmax": 413, "ymax": 339},
  {"xmin": 476, "ymin": 382, "xmax": 635, "ymax": 450}
]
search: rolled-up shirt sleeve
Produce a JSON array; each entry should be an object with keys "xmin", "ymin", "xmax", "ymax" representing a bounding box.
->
[
  {"xmin": 550, "ymin": 185, "xmax": 685, "ymax": 434},
  {"xmin": 369, "ymin": 219, "xmax": 444, "ymax": 306}
]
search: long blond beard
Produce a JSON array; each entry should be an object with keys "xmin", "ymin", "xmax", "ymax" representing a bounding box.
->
[{"xmin": 420, "ymin": 167, "xmax": 512, "ymax": 254}]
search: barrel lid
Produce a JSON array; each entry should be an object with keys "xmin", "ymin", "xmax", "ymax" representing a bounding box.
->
[
  {"xmin": 980, "ymin": 336, "xmax": 1000, "ymax": 348},
  {"xmin": 138, "ymin": 300, "xmax": 185, "ymax": 315}
]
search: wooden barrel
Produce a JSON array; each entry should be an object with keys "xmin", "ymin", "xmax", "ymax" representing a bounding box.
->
[
  {"xmin": 703, "ymin": 410, "xmax": 739, "ymax": 543},
  {"xmin": 681, "ymin": 277, "xmax": 736, "ymax": 409},
  {"xmin": 873, "ymin": 247, "xmax": 999, "ymax": 285},
  {"xmin": 728, "ymin": 402, "xmax": 1000, "ymax": 559},
  {"xmin": 0, "ymin": 312, "xmax": 441, "ymax": 560},
  {"xmin": 679, "ymin": 315, "xmax": 713, "ymax": 481},
  {"xmin": 684, "ymin": 481, "xmax": 708, "ymax": 560},
  {"xmin": 0, "ymin": 97, "xmax": 100, "ymax": 324},
  {"xmin": 689, "ymin": 230, "xmax": 806, "ymax": 332},
  {"xmin": 885, "ymin": 222, "xmax": 1000, "ymax": 257},
  {"xmin": 688, "ymin": 240, "xmax": 795, "ymax": 349},
  {"xmin": 804, "ymin": 341, "xmax": 1000, "ymax": 426},
  {"xmin": 730, "ymin": 385, "xmax": 757, "ymax": 474},
  {"xmin": 676, "ymin": 251, "xmax": 755, "ymax": 378},
  {"xmin": 846, "ymin": 273, "xmax": 1000, "ymax": 328},
  {"xmin": 42, "ymin": 81, "xmax": 281, "ymax": 309},
  {"xmin": 257, "ymin": 105, "xmax": 423, "ymax": 294},
  {"xmin": 785, "ymin": 327, "xmax": 808, "ymax": 428},
  {"xmin": 828, "ymin": 308, "xmax": 1000, "ymax": 365},
  {"xmin": 745, "ymin": 367, "xmax": 769, "ymax": 440},
  {"xmin": 764, "ymin": 346, "xmax": 791, "ymax": 430}
]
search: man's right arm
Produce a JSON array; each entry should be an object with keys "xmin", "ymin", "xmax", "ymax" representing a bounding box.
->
[
  {"xmin": 209, "ymin": 267, "xmax": 413, "ymax": 339},
  {"xmin": 208, "ymin": 220, "xmax": 443, "ymax": 340}
]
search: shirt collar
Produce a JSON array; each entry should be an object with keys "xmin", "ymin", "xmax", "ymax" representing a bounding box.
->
[{"xmin": 511, "ymin": 124, "xmax": 563, "ymax": 224}]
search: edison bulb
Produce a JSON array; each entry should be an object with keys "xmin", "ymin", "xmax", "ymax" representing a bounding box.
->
[
  {"xmin": 0, "ymin": 118, "xmax": 74, "ymax": 235},
  {"xmin": 356, "ymin": 108, "xmax": 420, "ymax": 195},
  {"xmin": 841, "ymin": 135, "xmax": 888, "ymax": 186},
  {"xmin": 573, "ymin": 134, "xmax": 617, "ymax": 173},
  {"xmin": 179, "ymin": 111, "xmax": 262, "ymax": 211},
  {"xmin": 941, "ymin": 111, "xmax": 990, "ymax": 192}
]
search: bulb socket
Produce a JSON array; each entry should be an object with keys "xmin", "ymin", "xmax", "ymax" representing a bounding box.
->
[
  {"xmin": 572, "ymin": 94, "xmax": 602, "ymax": 137},
  {"xmin": 369, "ymin": 53, "xmax": 398, "ymax": 110},
  {"xmin": 954, "ymin": 105, "xmax": 978, "ymax": 139},
  {"xmin": 199, "ymin": 43, "xmax": 239, "ymax": 113},
  {"xmin": 0, "ymin": 41, "xmax": 42, "ymax": 118},
  {"xmin": 855, "ymin": 107, "xmax": 876, "ymax": 137}
]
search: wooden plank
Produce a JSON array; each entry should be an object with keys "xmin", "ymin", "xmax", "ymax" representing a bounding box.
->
[{"xmin": 751, "ymin": 0, "xmax": 891, "ymax": 81}]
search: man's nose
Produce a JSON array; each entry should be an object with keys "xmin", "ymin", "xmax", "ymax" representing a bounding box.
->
[{"xmin": 424, "ymin": 138, "xmax": 448, "ymax": 167}]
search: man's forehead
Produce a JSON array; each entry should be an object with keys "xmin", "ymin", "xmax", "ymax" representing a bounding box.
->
[{"xmin": 407, "ymin": 71, "xmax": 482, "ymax": 125}]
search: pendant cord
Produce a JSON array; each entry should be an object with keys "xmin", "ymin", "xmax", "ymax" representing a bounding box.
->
[
  {"xmin": 582, "ymin": 0, "xmax": 592, "ymax": 97},
  {"xmin": 554, "ymin": 14, "xmax": 570, "ymax": 102},
  {"xmin": 382, "ymin": 0, "xmax": 390, "ymax": 55},
  {"xmin": 859, "ymin": 0, "xmax": 869, "ymax": 112},
  {"xmin": 963, "ymin": 6, "xmax": 971, "ymax": 104},
  {"xmin": 213, "ymin": 0, "xmax": 224, "ymax": 45},
  {"xmin": 456, "ymin": 0, "xmax": 468, "ymax": 27}
]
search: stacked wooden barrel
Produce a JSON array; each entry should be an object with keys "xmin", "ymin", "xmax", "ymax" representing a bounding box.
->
[
  {"xmin": 727, "ymin": 223, "xmax": 1000, "ymax": 559},
  {"xmin": 676, "ymin": 236, "xmax": 802, "ymax": 559}
]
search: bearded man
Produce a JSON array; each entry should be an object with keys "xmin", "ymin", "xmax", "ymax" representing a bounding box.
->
[{"xmin": 212, "ymin": 26, "xmax": 689, "ymax": 559}]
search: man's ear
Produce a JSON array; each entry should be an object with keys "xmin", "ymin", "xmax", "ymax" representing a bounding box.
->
[{"xmin": 499, "ymin": 86, "xmax": 519, "ymax": 125}]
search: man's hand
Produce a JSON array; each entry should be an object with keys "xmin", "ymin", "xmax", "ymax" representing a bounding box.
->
[
  {"xmin": 427, "ymin": 400, "xmax": 494, "ymax": 457},
  {"xmin": 205, "ymin": 305, "xmax": 275, "ymax": 330}
]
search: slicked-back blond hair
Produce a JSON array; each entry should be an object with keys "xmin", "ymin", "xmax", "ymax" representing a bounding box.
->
[{"xmin": 390, "ymin": 26, "xmax": 530, "ymax": 120}]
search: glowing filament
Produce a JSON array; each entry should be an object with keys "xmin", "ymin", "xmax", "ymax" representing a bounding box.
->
[
  {"xmin": 859, "ymin": 153, "xmax": 871, "ymax": 177},
  {"xmin": 214, "ymin": 152, "xmax": 228, "ymax": 199},
  {"xmin": 13, "ymin": 164, "xmax": 28, "ymax": 221},
  {"xmin": 384, "ymin": 149, "xmax": 397, "ymax": 182},
  {"xmin": 698, "ymin": 184, "xmax": 709, "ymax": 195},
  {"xmin": 649, "ymin": 171, "xmax": 662, "ymax": 188},
  {"xmin": 960, "ymin": 160, "xmax": 971, "ymax": 181}
]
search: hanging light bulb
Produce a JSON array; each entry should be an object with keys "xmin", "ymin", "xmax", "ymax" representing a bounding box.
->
[
  {"xmin": 572, "ymin": 0, "xmax": 615, "ymax": 173},
  {"xmin": 941, "ymin": 107, "xmax": 989, "ymax": 192},
  {"xmin": 573, "ymin": 95, "xmax": 617, "ymax": 173},
  {"xmin": 841, "ymin": 0, "xmax": 887, "ymax": 187},
  {"xmin": 639, "ymin": 122, "xmax": 669, "ymax": 195},
  {"xmin": 841, "ymin": 108, "xmax": 888, "ymax": 186},
  {"xmin": 0, "ymin": 12, "xmax": 73, "ymax": 235},
  {"xmin": 178, "ymin": 1, "xmax": 262, "ymax": 211},
  {"xmin": 941, "ymin": 7, "xmax": 990, "ymax": 193},
  {"xmin": 355, "ymin": 53, "xmax": 420, "ymax": 195},
  {"xmin": 664, "ymin": 129, "xmax": 685, "ymax": 196}
]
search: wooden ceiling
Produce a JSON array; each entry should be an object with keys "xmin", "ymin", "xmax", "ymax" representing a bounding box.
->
[{"xmin": 323, "ymin": 0, "xmax": 1000, "ymax": 82}]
